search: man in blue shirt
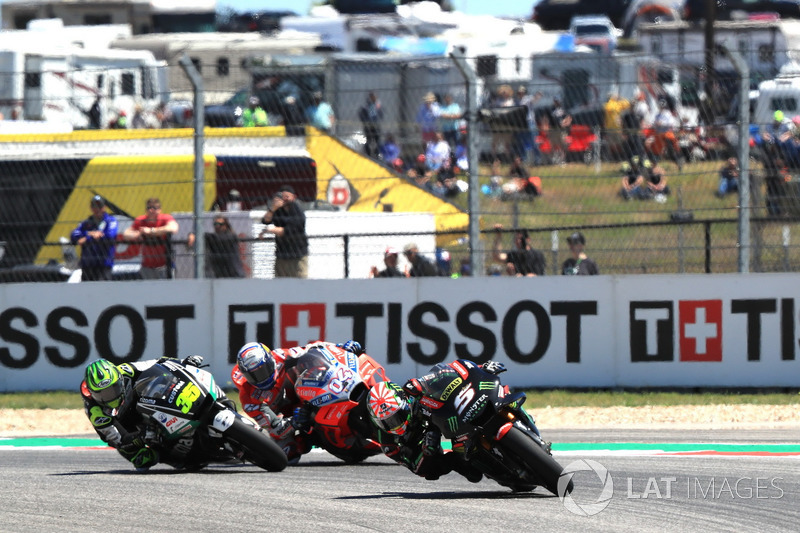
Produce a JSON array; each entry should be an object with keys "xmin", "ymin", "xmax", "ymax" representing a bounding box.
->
[
  {"xmin": 70, "ymin": 195, "xmax": 118, "ymax": 281},
  {"xmin": 307, "ymin": 91, "xmax": 335, "ymax": 134}
]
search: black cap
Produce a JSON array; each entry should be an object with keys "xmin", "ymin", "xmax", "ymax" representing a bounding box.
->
[
  {"xmin": 278, "ymin": 184, "xmax": 296, "ymax": 194},
  {"xmin": 567, "ymin": 232, "xmax": 585, "ymax": 245},
  {"xmin": 91, "ymin": 195, "xmax": 105, "ymax": 207}
]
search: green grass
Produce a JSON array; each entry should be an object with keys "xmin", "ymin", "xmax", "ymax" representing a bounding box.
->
[
  {"xmin": 3, "ymin": 388, "xmax": 797, "ymax": 410},
  {"xmin": 462, "ymin": 157, "xmax": 800, "ymax": 274}
]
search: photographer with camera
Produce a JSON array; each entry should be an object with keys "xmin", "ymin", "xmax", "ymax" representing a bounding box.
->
[{"xmin": 259, "ymin": 185, "xmax": 308, "ymax": 278}]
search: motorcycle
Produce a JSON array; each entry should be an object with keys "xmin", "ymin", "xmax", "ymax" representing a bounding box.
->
[
  {"xmin": 123, "ymin": 359, "xmax": 287, "ymax": 472},
  {"xmin": 285, "ymin": 344, "xmax": 388, "ymax": 464},
  {"xmin": 410, "ymin": 359, "xmax": 573, "ymax": 495}
]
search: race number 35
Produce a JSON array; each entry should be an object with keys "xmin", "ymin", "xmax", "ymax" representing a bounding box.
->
[{"xmin": 176, "ymin": 382, "xmax": 201, "ymax": 413}]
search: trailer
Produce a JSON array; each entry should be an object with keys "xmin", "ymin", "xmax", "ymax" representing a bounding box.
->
[{"xmin": 0, "ymin": 43, "xmax": 167, "ymax": 128}]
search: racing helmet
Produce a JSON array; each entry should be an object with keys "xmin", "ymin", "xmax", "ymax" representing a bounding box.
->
[
  {"xmin": 366, "ymin": 382, "xmax": 411, "ymax": 436},
  {"xmin": 85, "ymin": 359, "xmax": 125, "ymax": 409},
  {"xmin": 236, "ymin": 342, "xmax": 277, "ymax": 390}
]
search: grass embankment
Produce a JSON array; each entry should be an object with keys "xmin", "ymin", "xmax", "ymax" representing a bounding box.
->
[
  {"xmin": 2, "ymin": 389, "xmax": 797, "ymax": 410},
  {"xmin": 449, "ymin": 157, "xmax": 800, "ymax": 274}
]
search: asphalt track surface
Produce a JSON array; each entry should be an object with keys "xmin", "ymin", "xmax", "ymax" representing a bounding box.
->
[{"xmin": 1, "ymin": 429, "xmax": 797, "ymax": 533}]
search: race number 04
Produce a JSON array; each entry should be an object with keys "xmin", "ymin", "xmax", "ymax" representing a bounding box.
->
[
  {"xmin": 453, "ymin": 386, "xmax": 475, "ymax": 416},
  {"xmin": 329, "ymin": 367, "xmax": 354, "ymax": 395}
]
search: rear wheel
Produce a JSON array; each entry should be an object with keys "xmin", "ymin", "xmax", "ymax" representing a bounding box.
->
[
  {"xmin": 224, "ymin": 418, "xmax": 288, "ymax": 472},
  {"xmin": 499, "ymin": 427, "xmax": 572, "ymax": 496}
]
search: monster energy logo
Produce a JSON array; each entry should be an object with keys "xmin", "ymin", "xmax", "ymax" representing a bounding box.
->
[
  {"xmin": 478, "ymin": 381, "xmax": 495, "ymax": 390},
  {"xmin": 447, "ymin": 416, "xmax": 458, "ymax": 433}
]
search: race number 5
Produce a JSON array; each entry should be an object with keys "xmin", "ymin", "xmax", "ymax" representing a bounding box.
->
[{"xmin": 453, "ymin": 386, "xmax": 475, "ymax": 416}]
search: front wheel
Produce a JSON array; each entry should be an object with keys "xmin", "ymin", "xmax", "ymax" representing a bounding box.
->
[
  {"xmin": 499, "ymin": 426, "xmax": 572, "ymax": 496},
  {"xmin": 224, "ymin": 418, "xmax": 288, "ymax": 472}
]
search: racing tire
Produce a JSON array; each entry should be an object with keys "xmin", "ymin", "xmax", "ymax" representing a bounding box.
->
[
  {"xmin": 224, "ymin": 418, "xmax": 288, "ymax": 472},
  {"xmin": 499, "ymin": 426, "xmax": 573, "ymax": 496}
]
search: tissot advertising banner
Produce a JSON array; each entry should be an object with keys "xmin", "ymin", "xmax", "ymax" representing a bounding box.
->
[{"xmin": 1, "ymin": 275, "xmax": 797, "ymax": 391}]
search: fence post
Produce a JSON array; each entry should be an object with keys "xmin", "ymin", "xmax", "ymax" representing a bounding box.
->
[
  {"xmin": 719, "ymin": 43, "xmax": 751, "ymax": 273},
  {"xmin": 450, "ymin": 52, "xmax": 483, "ymax": 277},
  {"xmin": 179, "ymin": 54, "xmax": 206, "ymax": 279}
]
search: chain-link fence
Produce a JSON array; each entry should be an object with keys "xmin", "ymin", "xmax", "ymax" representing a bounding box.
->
[{"xmin": 2, "ymin": 45, "xmax": 800, "ymax": 283}]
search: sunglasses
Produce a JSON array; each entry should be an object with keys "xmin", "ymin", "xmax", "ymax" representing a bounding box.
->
[
  {"xmin": 146, "ymin": 205, "xmax": 161, "ymax": 210},
  {"xmin": 214, "ymin": 222, "xmax": 226, "ymax": 227}
]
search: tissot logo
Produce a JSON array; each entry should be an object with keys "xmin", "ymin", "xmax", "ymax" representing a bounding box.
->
[
  {"xmin": 630, "ymin": 300, "xmax": 723, "ymax": 362},
  {"xmin": 280, "ymin": 303, "xmax": 326, "ymax": 347},
  {"xmin": 679, "ymin": 300, "xmax": 722, "ymax": 362}
]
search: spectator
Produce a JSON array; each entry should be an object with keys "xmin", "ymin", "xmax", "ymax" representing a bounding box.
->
[
  {"xmin": 403, "ymin": 243, "xmax": 439, "ymax": 277},
  {"xmin": 620, "ymin": 156, "xmax": 649, "ymax": 201},
  {"xmin": 502, "ymin": 155, "xmax": 541, "ymax": 198},
  {"xmin": 380, "ymin": 133, "xmax": 401, "ymax": 164},
  {"xmin": 242, "ymin": 96, "xmax": 268, "ymax": 127},
  {"xmin": 646, "ymin": 163, "xmax": 670, "ymax": 202},
  {"xmin": 439, "ymin": 93, "xmax": 462, "ymax": 148},
  {"xmin": 515, "ymin": 86, "xmax": 542, "ymax": 164},
  {"xmin": 70, "ymin": 195, "xmax": 118, "ymax": 281},
  {"xmin": 359, "ymin": 92, "xmax": 384, "ymax": 157},
  {"xmin": 85, "ymin": 96, "xmax": 103, "ymax": 130},
  {"xmin": 187, "ymin": 216, "xmax": 246, "ymax": 278},
  {"xmin": 716, "ymin": 157, "xmax": 740, "ymax": 198},
  {"xmin": 131, "ymin": 104, "xmax": 148, "ymax": 129},
  {"xmin": 415, "ymin": 92, "xmax": 440, "ymax": 146},
  {"xmin": 281, "ymin": 96, "xmax": 306, "ymax": 136},
  {"xmin": 548, "ymin": 97, "xmax": 572, "ymax": 164},
  {"xmin": 492, "ymin": 224, "xmax": 546, "ymax": 277},
  {"xmin": 561, "ymin": 232, "xmax": 599, "ymax": 276},
  {"xmin": 119, "ymin": 197, "xmax": 179, "ymax": 279},
  {"xmin": 306, "ymin": 91, "xmax": 335, "ymax": 134},
  {"xmin": 434, "ymin": 153, "xmax": 464, "ymax": 198},
  {"xmin": 647, "ymin": 98, "xmax": 682, "ymax": 170},
  {"xmin": 109, "ymin": 111, "xmax": 127, "ymax": 129},
  {"xmin": 370, "ymin": 247, "xmax": 404, "ymax": 278},
  {"xmin": 603, "ymin": 90, "xmax": 630, "ymax": 158},
  {"xmin": 490, "ymin": 84, "xmax": 516, "ymax": 161},
  {"xmin": 407, "ymin": 154, "xmax": 433, "ymax": 182},
  {"xmin": 425, "ymin": 131, "xmax": 451, "ymax": 172},
  {"xmin": 621, "ymin": 90, "xmax": 648, "ymax": 160},
  {"xmin": 260, "ymin": 185, "xmax": 309, "ymax": 278}
]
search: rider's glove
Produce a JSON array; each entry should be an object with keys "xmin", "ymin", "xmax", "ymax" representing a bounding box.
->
[
  {"xmin": 422, "ymin": 430, "xmax": 442, "ymax": 457},
  {"xmin": 402, "ymin": 379, "xmax": 423, "ymax": 398},
  {"xmin": 290, "ymin": 405, "xmax": 313, "ymax": 433},
  {"xmin": 119, "ymin": 432, "xmax": 146, "ymax": 453},
  {"xmin": 481, "ymin": 361, "xmax": 507, "ymax": 375},
  {"xmin": 181, "ymin": 355, "xmax": 204, "ymax": 368},
  {"xmin": 337, "ymin": 340, "xmax": 363, "ymax": 355},
  {"xmin": 270, "ymin": 417, "xmax": 295, "ymax": 441}
]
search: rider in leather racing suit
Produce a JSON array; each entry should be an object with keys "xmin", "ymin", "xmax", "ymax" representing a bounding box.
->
[
  {"xmin": 80, "ymin": 355, "xmax": 204, "ymax": 470},
  {"xmin": 230, "ymin": 339, "xmax": 363, "ymax": 463},
  {"xmin": 363, "ymin": 364, "xmax": 517, "ymax": 484}
]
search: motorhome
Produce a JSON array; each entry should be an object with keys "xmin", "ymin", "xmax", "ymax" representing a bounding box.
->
[{"xmin": 0, "ymin": 43, "xmax": 167, "ymax": 128}]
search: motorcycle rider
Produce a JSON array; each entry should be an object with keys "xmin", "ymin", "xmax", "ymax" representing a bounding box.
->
[
  {"xmin": 363, "ymin": 363, "xmax": 515, "ymax": 483},
  {"xmin": 80, "ymin": 355, "xmax": 204, "ymax": 471},
  {"xmin": 231, "ymin": 339, "xmax": 364, "ymax": 463}
]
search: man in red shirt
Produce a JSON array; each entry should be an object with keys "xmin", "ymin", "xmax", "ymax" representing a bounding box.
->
[{"xmin": 119, "ymin": 197, "xmax": 179, "ymax": 279}]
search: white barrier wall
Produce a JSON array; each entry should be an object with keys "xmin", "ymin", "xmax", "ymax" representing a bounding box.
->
[{"xmin": 1, "ymin": 274, "xmax": 799, "ymax": 391}]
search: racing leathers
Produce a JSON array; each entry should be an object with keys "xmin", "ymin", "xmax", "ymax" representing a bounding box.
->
[
  {"xmin": 80, "ymin": 356, "xmax": 206, "ymax": 470},
  {"xmin": 231, "ymin": 340, "xmax": 361, "ymax": 462},
  {"xmin": 80, "ymin": 359, "xmax": 160, "ymax": 470}
]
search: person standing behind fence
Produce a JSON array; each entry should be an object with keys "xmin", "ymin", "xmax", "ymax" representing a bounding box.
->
[
  {"xmin": 438, "ymin": 93, "xmax": 462, "ymax": 148},
  {"xmin": 403, "ymin": 243, "xmax": 439, "ymax": 277},
  {"xmin": 561, "ymin": 232, "xmax": 599, "ymax": 276},
  {"xmin": 491, "ymin": 224, "xmax": 545, "ymax": 277},
  {"xmin": 242, "ymin": 96, "xmax": 268, "ymax": 127},
  {"xmin": 119, "ymin": 197, "xmax": 179, "ymax": 280},
  {"xmin": 70, "ymin": 195, "xmax": 118, "ymax": 281},
  {"xmin": 306, "ymin": 91, "xmax": 335, "ymax": 134},
  {"xmin": 416, "ymin": 92, "xmax": 440, "ymax": 146},
  {"xmin": 369, "ymin": 246, "xmax": 404, "ymax": 278},
  {"xmin": 187, "ymin": 216, "xmax": 245, "ymax": 279},
  {"xmin": 359, "ymin": 92, "xmax": 384, "ymax": 158},
  {"xmin": 260, "ymin": 185, "xmax": 308, "ymax": 278}
]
